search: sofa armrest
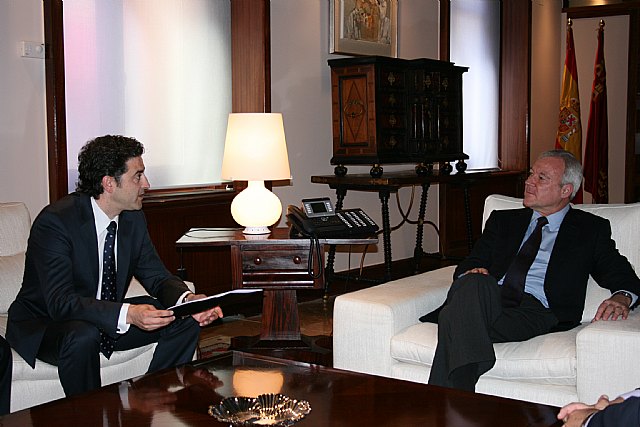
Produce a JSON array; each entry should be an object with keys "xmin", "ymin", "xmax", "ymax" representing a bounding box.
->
[
  {"xmin": 576, "ymin": 310, "xmax": 640, "ymax": 403},
  {"xmin": 333, "ymin": 266, "xmax": 454, "ymax": 377}
]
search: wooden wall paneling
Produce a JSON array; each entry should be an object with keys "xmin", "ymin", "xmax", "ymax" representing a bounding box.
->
[
  {"xmin": 438, "ymin": 171, "xmax": 525, "ymax": 258},
  {"xmin": 231, "ymin": 0, "xmax": 271, "ymax": 113},
  {"xmin": 498, "ymin": 0, "xmax": 531, "ymax": 172},
  {"xmin": 626, "ymin": 9, "xmax": 639, "ymax": 202},
  {"xmin": 43, "ymin": 0, "xmax": 68, "ymax": 202},
  {"xmin": 439, "ymin": 0, "xmax": 450, "ymax": 62},
  {"xmin": 142, "ymin": 192, "xmax": 238, "ymax": 296}
]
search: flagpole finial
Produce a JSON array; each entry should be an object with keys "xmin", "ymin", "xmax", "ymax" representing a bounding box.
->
[
  {"xmin": 568, "ymin": 18, "xmax": 572, "ymax": 27},
  {"xmin": 599, "ymin": 19, "xmax": 605, "ymax": 29}
]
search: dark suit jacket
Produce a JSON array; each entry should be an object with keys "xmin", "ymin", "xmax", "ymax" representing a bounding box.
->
[
  {"xmin": 6, "ymin": 192, "xmax": 190, "ymax": 367},
  {"xmin": 455, "ymin": 207, "xmax": 640, "ymax": 328},
  {"xmin": 589, "ymin": 396, "xmax": 640, "ymax": 426}
]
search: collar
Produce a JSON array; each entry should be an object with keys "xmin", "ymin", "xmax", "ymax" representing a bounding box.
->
[
  {"xmin": 91, "ymin": 197, "xmax": 119, "ymax": 234},
  {"xmin": 530, "ymin": 204, "xmax": 570, "ymax": 232}
]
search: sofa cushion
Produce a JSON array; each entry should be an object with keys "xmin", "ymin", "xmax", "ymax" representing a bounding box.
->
[
  {"xmin": 0, "ymin": 252, "xmax": 25, "ymax": 314},
  {"xmin": 0, "ymin": 202, "xmax": 30, "ymax": 257},
  {"xmin": 9, "ymin": 343, "xmax": 156, "ymax": 382},
  {"xmin": 391, "ymin": 322, "xmax": 584, "ymax": 386}
]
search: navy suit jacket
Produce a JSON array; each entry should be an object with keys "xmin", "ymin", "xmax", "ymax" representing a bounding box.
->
[
  {"xmin": 6, "ymin": 192, "xmax": 190, "ymax": 367},
  {"xmin": 589, "ymin": 396, "xmax": 640, "ymax": 426},
  {"xmin": 455, "ymin": 207, "xmax": 640, "ymax": 328}
]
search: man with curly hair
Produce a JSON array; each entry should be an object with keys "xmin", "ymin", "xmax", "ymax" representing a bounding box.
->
[{"xmin": 6, "ymin": 135, "xmax": 222, "ymax": 397}]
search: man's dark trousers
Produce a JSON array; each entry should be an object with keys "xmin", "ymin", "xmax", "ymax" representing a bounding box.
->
[
  {"xmin": 427, "ymin": 273, "xmax": 558, "ymax": 391},
  {"xmin": 36, "ymin": 295, "xmax": 200, "ymax": 397},
  {"xmin": 0, "ymin": 336, "xmax": 11, "ymax": 415}
]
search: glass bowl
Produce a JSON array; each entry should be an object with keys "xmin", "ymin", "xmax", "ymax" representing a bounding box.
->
[{"xmin": 209, "ymin": 393, "xmax": 311, "ymax": 426}]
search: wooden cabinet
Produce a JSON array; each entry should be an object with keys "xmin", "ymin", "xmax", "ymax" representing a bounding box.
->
[
  {"xmin": 328, "ymin": 56, "xmax": 468, "ymax": 177},
  {"xmin": 177, "ymin": 229, "xmax": 376, "ymax": 346}
]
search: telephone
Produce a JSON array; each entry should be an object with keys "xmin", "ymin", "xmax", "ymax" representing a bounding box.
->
[{"xmin": 287, "ymin": 197, "xmax": 379, "ymax": 239}]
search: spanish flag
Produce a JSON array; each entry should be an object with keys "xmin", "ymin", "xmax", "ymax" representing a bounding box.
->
[
  {"xmin": 583, "ymin": 21, "xmax": 608, "ymax": 203},
  {"xmin": 556, "ymin": 19, "xmax": 583, "ymax": 202}
]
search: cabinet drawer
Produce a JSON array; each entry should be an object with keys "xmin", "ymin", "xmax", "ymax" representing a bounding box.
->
[
  {"xmin": 241, "ymin": 249, "xmax": 309, "ymax": 271},
  {"xmin": 238, "ymin": 246, "xmax": 323, "ymax": 289}
]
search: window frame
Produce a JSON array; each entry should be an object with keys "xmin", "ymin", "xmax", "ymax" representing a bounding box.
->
[{"xmin": 43, "ymin": 0, "xmax": 271, "ymax": 202}]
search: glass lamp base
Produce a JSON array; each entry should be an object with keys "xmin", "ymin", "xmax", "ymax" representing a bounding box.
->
[{"xmin": 242, "ymin": 225, "xmax": 272, "ymax": 235}]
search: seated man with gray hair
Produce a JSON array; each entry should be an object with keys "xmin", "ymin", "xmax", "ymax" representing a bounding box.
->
[{"xmin": 422, "ymin": 149, "xmax": 640, "ymax": 392}]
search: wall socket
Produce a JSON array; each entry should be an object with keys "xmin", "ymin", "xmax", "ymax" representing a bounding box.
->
[{"xmin": 20, "ymin": 41, "xmax": 45, "ymax": 59}]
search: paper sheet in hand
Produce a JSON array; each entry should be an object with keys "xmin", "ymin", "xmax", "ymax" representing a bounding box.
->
[{"xmin": 169, "ymin": 289, "xmax": 262, "ymax": 317}]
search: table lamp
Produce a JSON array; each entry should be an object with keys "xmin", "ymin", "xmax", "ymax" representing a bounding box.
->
[{"xmin": 221, "ymin": 113, "xmax": 291, "ymax": 234}]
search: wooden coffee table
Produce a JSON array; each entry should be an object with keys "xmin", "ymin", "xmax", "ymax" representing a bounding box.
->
[{"xmin": 0, "ymin": 351, "xmax": 563, "ymax": 426}]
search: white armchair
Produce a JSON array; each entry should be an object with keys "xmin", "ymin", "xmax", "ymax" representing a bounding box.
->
[
  {"xmin": 0, "ymin": 202, "xmax": 193, "ymax": 412},
  {"xmin": 333, "ymin": 195, "xmax": 640, "ymax": 407}
]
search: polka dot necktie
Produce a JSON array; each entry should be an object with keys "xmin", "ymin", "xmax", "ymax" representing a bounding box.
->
[
  {"xmin": 100, "ymin": 221, "xmax": 117, "ymax": 358},
  {"xmin": 501, "ymin": 216, "xmax": 548, "ymax": 308}
]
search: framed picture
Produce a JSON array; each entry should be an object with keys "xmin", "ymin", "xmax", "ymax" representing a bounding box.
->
[{"xmin": 330, "ymin": 0, "xmax": 398, "ymax": 57}]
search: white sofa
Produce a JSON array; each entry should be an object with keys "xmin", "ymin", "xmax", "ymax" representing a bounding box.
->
[
  {"xmin": 0, "ymin": 202, "xmax": 171, "ymax": 412},
  {"xmin": 333, "ymin": 194, "xmax": 640, "ymax": 407}
]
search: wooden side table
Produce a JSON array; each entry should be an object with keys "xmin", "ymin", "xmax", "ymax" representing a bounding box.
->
[
  {"xmin": 176, "ymin": 228, "xmax": 376, "ymax": 349},
  {"xmin": 312, "ymin": 169, "xmax": 524, "ymax": 281}
]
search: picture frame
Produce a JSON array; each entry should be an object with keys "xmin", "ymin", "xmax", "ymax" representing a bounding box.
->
[{"xmin": 330, "ymin": 0, "xmax": 398, "ymax": 57}]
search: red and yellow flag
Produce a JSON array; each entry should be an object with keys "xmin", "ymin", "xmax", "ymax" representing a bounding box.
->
[
  {"xmin": 556, "ymin": 20, "xmax": 583, "ymax": 203},
  {"xmin": 583, "ymin": 21, "xmax": 609, "ymax": 203}
]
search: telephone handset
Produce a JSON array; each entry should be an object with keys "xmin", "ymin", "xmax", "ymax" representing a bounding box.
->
[{"xmin": 287, "ymin": 197, "xmax": 379, "ymax": 239}]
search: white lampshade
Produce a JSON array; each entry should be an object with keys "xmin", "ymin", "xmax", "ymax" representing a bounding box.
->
[{"xmin": 221, "ymin": 113, "xmax": 291, "ymax": 234}]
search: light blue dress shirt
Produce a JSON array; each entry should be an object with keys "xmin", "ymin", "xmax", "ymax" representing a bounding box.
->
[
  {"xmin": 497, "ymin": 205, "xmax": 569, "ymax": 308},
  {"xmin": 499, "ymin": 205, "xmax": 637, "ymax": 308}
]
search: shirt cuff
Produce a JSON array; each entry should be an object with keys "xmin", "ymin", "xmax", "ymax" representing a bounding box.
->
[
  {"xmin": 618, "ymin": 388, "xmax": 640, "ymax": 400},
  {"xmin": 177, "ymin": 290, "xmax": 193, "ymax": 305},
  {"xmin": 117, "ymin": 303, "xmax": 131, "ymax": 334},
  {"xmin": 582, "ymin": 412, "xmax": 595, "ymax": 427}
]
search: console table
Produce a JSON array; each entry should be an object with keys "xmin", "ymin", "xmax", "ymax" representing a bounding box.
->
[
  {"xmin": 312, "ymin": 169, "xmax": 524, "ymax": 281},
  {"xmin": 176, "ymin": 228, "xmax": 376, "ymax": 349}
]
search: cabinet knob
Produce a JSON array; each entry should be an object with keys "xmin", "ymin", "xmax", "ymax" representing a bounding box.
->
[
  {"xmin": 253, "ymin": 257, "xmax": 262, "ymax": 265},
  {"xmin": 293, "ymin": 256, "xmax": 302, "ymax": 264}
]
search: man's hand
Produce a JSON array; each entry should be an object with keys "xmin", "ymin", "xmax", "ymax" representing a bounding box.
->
[
  {"xmin": 593, "ymin": 293, "xmax": 631, "ymax": 322},
  {"xmin": 558, "ymin": 395, "xmax": 609, "ymax": 426},
  {"xmin": 127, "ymin": 304, "xmax": 175, "ymax": 331},
  {"xmin": 184, "ymin": 293, "xmax": 224, "ymax": 327},
  {"xmin": 558, "ymin": 406, "xmax": 599, "ymax": 427},
  {"xmin": 557, "ymin": 395, "xmax": 624, "ymax": 426}
]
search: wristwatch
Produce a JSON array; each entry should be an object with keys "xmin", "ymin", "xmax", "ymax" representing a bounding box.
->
[{"xmin": 615, "ymin": 290, "xmax": 633, "ymax": 307}]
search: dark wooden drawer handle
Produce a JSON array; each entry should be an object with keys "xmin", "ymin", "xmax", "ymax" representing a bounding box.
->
[
  {"xmin": 293, "ymin": 256, "xmax": 302, "ymax": 264},
  {"xmin": 253, "ymin": 257, "xmax": 262, "ymax": 265}
]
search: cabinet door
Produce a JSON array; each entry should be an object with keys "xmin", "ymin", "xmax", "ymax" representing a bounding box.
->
[{"xmin": 331, "ymin": 64, "xmax": 378, "ymax": 163}]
